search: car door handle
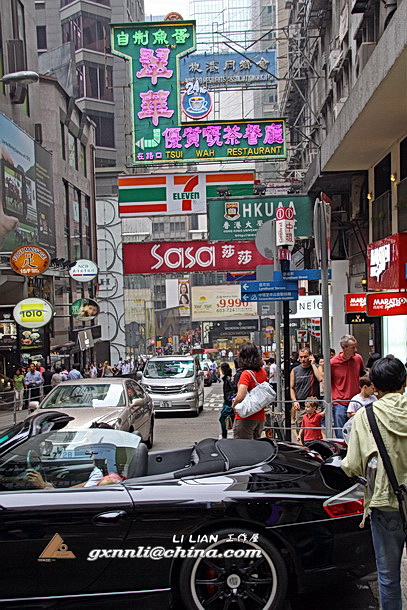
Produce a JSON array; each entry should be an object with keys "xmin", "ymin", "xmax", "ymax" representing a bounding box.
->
[{"xmin": 93, "ymin": 510, "xmax": 128, "ymax": 525}]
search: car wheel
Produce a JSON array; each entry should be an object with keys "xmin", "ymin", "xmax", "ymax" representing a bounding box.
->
[
  {"xmin": 145, "ymin": 419, "xmax": 154, "ymax": 449},
  {"xmin": 179, "ymin": 527, "xmax": 287, "ymax": 610}
]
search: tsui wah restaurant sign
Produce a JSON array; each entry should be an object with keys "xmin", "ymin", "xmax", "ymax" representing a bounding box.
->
[
  {"xmin": 344, "ymin": 293, "xmax": 366, "ymax": 313},
  {"xmin": 123, "ymin": 240, "xmax": 272, "ymax": 274},
  {"xmin": 366, "ymin": 292, "xmax": 407, "ymax": 317}
]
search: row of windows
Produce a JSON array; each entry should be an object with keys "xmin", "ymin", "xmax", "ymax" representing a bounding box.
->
[
  {"xmin": 62, "ymin": 13, "xmax": 111, "ymax": 53},
  {"xmin": 61, "ymin": 0, "xmax": 110, "ymax": 6},
  {"xmin": 152, "ymin": 221, "xmax": 186, "ymax": 233},
  {"xmin": 60, "ymin": 123, "xmax": 87, "ymax": 176}
]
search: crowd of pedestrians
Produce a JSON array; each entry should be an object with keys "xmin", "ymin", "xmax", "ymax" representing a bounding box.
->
[{"xmin": 10, "ymin": 356, "xmax": 144, "ymax": 410}]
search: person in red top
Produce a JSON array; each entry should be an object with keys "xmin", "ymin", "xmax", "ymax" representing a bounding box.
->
[
  {"xmin": 297, "ymin": 398, "xmax": 325, "ymax": 445},
  {"xmin": 330, "ymin": 335, "xmax": 365, "ymax": 438},
  {"xmin": 232, "ymin": 342, "xmax": 268, "ymax": 439}
]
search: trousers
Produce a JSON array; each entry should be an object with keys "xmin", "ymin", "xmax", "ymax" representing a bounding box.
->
[{"xmin": 370, "ymin": 508, "xmax": 406, "ymax": 610}]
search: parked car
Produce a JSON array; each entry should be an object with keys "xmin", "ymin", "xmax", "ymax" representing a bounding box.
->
[
  {"xmin": 201, "ymin": 360, "xmax": 212, "ymax": 386},
  {"xmin": 139, "ymin": 355, "xmax": 204, "ymax": 415},
  {"xmin": 0, "ymin": 414, "xmax": 375, "ymax": 608},
  {"xmin": 29, "ymin": 378, "xmax": 154, "ymax": 447}
]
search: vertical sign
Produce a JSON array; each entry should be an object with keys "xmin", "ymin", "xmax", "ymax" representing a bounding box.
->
[
  {"xmin": 275, "ymin": 205, "xmax": 295, "ymax": 246},
  {"xmin": 111, "ymin": 21, "xmax": 196, "ymax": 164}
]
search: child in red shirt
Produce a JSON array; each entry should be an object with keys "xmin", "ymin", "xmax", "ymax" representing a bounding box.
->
[{"xmin": 297, "ymin": 397, "xmax": 325, "ymax": 445}]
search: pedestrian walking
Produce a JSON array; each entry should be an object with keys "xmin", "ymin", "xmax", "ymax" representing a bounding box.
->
[
  {"xmin": 68, "ymin": 363, "xmax": 83, "ymax": 380},
  {"xmin": 51, "ymin": 367, "xmax": 63, "ymax": 388},
  {"xmin": 42, "ymin": 365, "xmax": 53, "ymax": 395},
  {"xmin": 13, "ymin": 368, "xmax": 25, "ymax": 410},
  {"xmin": 219, "ymin": 363, "xmax": 235, "ymax": 439},
  {"xmin": 228, "ymin": 350, "xmax": 234, "ymax": 363},
  {"xmin": 24, "ymin": 362, "xmax": 43, "ymax": 404},
  {"xmin": 330, "ymin": 334, "xmax": 365, "ymax": 438},
  {"xmin": 232, "ymin": 343, "xmax": 267, "ymax": 440},
  {"xmin": 342, "ymin": 356, "xmax": 407, "ymax": 610},
  {"xmin": 290, "ymin": 348, "xmax": 323, "ymax": 431},
  {"xmin": 101, "ymin": 361, "xmax": 114, "ymax": 376},
  {"xmin": 211, "ymin": 359, "xmax": 220, "ymax": 383}
]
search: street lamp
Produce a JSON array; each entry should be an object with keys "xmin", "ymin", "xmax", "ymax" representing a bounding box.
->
[
  {"xmin": 1, "ymin": 71, "xmax": 39, "ymax": 85},
  {"xmin": 0, "ymin": 71, "xmax": 39, "ymax": 104}
]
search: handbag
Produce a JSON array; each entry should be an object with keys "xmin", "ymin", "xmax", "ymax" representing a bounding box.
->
[
  {"xmin": 366, "ymin": 405, "xmax": 407, "ymax": 533},
  {"xmin": 234, "ymin": 370, "xmax": 276, "ymax": 418}
]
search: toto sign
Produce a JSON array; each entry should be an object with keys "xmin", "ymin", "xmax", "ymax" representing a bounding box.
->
[
  {"xmin": 123, "ymin": 240, "xmax": 272, "ymax": 274},
  {"xmin": 13, "ymin": 298, "xmax": 54, "ymax": 329}
]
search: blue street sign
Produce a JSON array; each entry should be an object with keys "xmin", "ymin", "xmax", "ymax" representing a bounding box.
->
[
  {"xmin": 241, "ymin": 291, "xmax": 299, "ymax": 302},
  {"xmin": 274, "ymin": 269, "xmax": 332, "ymax": 281},
  {"xmin": 240, "ymin": 280, "xmax": 298, "ymax": 293}
]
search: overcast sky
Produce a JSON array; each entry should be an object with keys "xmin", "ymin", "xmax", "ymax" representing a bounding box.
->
[{"xmin": 144, "ymin": 0, "xmax": 190, "ymax": 19}]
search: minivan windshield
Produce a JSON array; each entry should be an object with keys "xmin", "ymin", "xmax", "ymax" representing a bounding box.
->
[{"xmin": 144, "ymin": 360, "xmax": 194, "ymax": 379}]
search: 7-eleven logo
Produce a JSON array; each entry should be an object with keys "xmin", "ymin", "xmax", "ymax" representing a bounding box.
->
[{"xmin": 171, "ymin": 175, "xmax": 205, "ymax": 211}]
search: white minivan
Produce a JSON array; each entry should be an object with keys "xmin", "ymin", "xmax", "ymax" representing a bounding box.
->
[{"xmin": 139, "ymin": 355, "xmax": 204, "ymax": 416}]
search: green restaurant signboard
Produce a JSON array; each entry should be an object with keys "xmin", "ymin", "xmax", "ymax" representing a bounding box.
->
[
  {"xmin": 208, "ymin": 196, "xmax": 312, "ymax": 241},
  {"xmin": 111, "ymin": 21, "xmax": 286, "ymax": 164}
]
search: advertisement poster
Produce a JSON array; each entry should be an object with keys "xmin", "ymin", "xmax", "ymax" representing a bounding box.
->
[
  {"xmin": 191, "ymin": 285, "xmax": 258, "ymax": 321},
  {"xmin": 19, "ymin": 327, "xmax": 46, "ymax": 363},
  {"xmin": 0, "ymin": 308, "xmax": 17, "ymax": 349},
  {"xmin": 0, "ymin": 113, "xmax": 55, "ymax": 253},
  {"xmin": 70, "ymin": 298, "xmax": 100, "ymax": 321}
]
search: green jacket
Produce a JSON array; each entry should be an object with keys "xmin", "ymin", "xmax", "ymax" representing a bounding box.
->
[{"xmin": 341, "ymin": 392, "xmax": 407, "ymax": 518}]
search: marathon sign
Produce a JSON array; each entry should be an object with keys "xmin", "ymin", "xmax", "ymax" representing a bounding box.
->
[
  {"xmin": 367, "ymin": 233, "xmax": 407, "ymax": 291},
  {"xmin": 366, "ymin": 292, "xmax": 407, "ymax": 317},
  {"xmin": 344, "ymin": 293, "xmax": 366, "ymax": 313},
  {"xmin": 123, "ymin": 240, "xmax": 272, "ymax": 274}
]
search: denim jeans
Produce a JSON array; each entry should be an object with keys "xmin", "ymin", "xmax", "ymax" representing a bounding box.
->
[
  {"xmin": 332, "ymin": 403, "xmax": 347, "ymax": 439},
  {"xmin": 371, "ymin": 508, "xmax": 406, "ymax": 610},
  {"xmin": 219, "ymin": 404, "xmax": 234, "ymax": 439}
]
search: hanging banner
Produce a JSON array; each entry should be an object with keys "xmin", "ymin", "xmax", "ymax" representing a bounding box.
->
[
  {"xmin": 123, "ymin": 240, "xmax": 273, "ymax": 275},
  {"xmin": 366, "ymin": 292, "xmax": 407, "ymax": 317}
]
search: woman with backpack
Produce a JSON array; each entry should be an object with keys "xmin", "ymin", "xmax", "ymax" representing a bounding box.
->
[{"xmin": 219, "ymin": 363, "xmax": 235, "ymax": 439}]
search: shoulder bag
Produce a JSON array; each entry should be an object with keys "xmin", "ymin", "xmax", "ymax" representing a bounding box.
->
[
  {"xmin": 234, "ymin": 370, "xmax": 276, "ymax": 418},
  {"xmin": 366, "ymin": 405, "xmax": 407, "ymax": 533}
]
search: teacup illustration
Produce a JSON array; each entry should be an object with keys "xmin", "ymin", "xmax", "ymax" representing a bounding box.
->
[{"xmin": 189, "ymin": 96, "xmax": 206, "ymax": 111}]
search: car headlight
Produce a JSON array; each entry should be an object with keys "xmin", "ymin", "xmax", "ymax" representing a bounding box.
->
[{"xmin": 182, "ymin": 382, "xmax": 196, "ymax": 393}]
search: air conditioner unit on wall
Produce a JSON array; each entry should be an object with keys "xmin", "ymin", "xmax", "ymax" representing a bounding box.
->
[{"xmin": 329, "ymin": 49, "xmax": 343, "ymax": 75}]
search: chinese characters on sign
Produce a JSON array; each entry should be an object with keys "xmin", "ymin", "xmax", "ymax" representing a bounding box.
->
[
  {"xmin": 123, "ymin": 240, "xmax": 273, "ymax": 275},
  {"xmin": 179, "ymin": 50, "xmax": 277, "ymax": 89},
  {"xmin": 111, "ymin": 22, "xmax": 286, "ymax": 164}
]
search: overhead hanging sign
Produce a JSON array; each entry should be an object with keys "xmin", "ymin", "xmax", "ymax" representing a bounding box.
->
[
  {"xmin": 367, "ymin": 233, "xmax": 407, "ymax": 291},
  {"xmin": 191, "ymin": 285, "xmax": 258, "ymax": 321},
  {"xmin": 344, "ymin": 293, "xmax": 366, "ymax": 313},
  {"xmin": 13, "ymin": 298, "xmax": 54, "ymax": 329},
  {"xmin": 366, "ymin": 292, "xmax": 407, "ymax": 317},
  {"xmin": 123, "ymin": 240, "xmax": 273, "ymax": 275},
  {"xmin": 69, "ymin": 259, "xmax": 98, "ymax": 282},
  {"xmin": 118, "ymin": 171, "xmax": 254, "ymax": 217},
  {"xmin": 10, "ymin": 245, "xmax": 50, "ymax": 276},
  {"xmin": 208, "ymin": 196, "xmax": 312, "ymax": 241},
  {"xmin": 179, "ymin": 50, "xmax": 277, "ymax": 89}
]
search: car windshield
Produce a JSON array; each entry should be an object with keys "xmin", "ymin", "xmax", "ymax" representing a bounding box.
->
[
  {"xmin": 144, "ymin": 360, "xmax": 194, "ymax": 379},
  {"xmin": 0, "ymin": 429, "xmax": 141, "ymax": 490},
  {"xmin": 40, "ymin": 384, "xmax": 126, "ymax": 409}
]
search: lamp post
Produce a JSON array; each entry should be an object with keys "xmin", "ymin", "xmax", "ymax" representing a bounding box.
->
[{"xmin": 0, "ymin": 71, "xmax": 39, "ymax": 104}]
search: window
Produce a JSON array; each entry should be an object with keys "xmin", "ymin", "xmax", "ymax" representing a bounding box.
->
[
  {"xmin": 60, "ymin": 123, "xmax": 66, "ymax": 160},
  {"xmin": 87, "ymin": 112, "xmax": 115, "ymax": 148},
  {"xmin": 78, "ymin": 64, "xmax": 113, "ymax": 101},
  {"xmin": 374, "ymin": 153, "xmax": 391, "ymax": 198},
  {"xmin": 68, "ymin": 132, "xmax": 78, "ymax": 169},
  {"xmin": 36, "ymin": 25, "xmax": 47, "ymax": 50},
  {"xmin": 80, "ymin": 143, "xmax": 87, "ymax": 177}
]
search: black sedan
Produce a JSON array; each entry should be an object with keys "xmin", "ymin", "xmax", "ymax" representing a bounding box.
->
[{"xmin": 0, "ymin": 413, "xmax": 375, "ymax": 609}]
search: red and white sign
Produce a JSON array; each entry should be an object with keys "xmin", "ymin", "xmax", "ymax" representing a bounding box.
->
[
  {"xmin": 296, "ymin": 329, "xmax": 308, "ymax": 342},
  {"xmin": 367, "ymin": 233, "xmax": 407, "ymax": 291},
  {"xmin": 276, "ymin": 205, "xmax": 295, "ymax": 246},
  {"xmin": 367, "ymin": 292, "xmax": 407, "ymax": 317},
  {"xmin": 344, "ymin": 293, "xmax": 366, "ymax": 313},
  {"xmin": 123, "ymin": 240, "xmax": 272, "ymax": 275}
]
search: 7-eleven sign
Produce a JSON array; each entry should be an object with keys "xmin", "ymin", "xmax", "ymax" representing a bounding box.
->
[
  {"xmin": 118, "ymin": 171, "xmax": 254, "ymax": 217},
  {"xmin": 296, "ymin": 329, "xmax": 308, "ymax": 343}
]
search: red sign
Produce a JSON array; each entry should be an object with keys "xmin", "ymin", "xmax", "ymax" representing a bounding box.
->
[
  {"xmin": 344, "ymin": 293, "xmax": 366, "ymax": 313},
  {"xmin": 367, "ymin": 233, "xmax": 407, "ymax": 291},
  {"xmin": 366, "ymin": 292, "xmax": 407, "ymax": 317},
  {"xmin": 123, "ymin": 240, "xmax": 272, "ymax": 275}
]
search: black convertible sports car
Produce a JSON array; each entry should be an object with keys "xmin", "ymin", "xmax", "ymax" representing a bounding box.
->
[{"xmin": 0, "ymin": 413, "xmax": 375, "ymax": 609}]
